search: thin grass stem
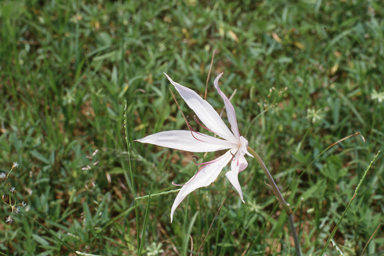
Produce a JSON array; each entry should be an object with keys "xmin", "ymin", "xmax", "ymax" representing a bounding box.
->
[
  {"xmin": 299, "ymin": 197, "xmax": 304, "ymax": 243},
  {"xmin": 96, "ymin": 206, "xmax": 135, "ymax": 233},
  {"xmin": 244, "ymin": 108, "xmax": 271, "ymax": 137},
  {"xmin": 138, "ymin": 194, "xmax": 151, "ymax": 256},
  {"xmin": 135, "ymin": 189, "xmax": 181, "ymax": 200},
  {"xmin": 320, "ymin": 150, "xmax": 380, "ymax": 255},
  {"xmin": 285, "ymin": 132, "xmax": 364, "ymax": 196},
  {"xmin": 197, "ymin": 190, "xmax": 229, "ymax": 254},
  {"xmin": 124, "ymin": 100, "xmax": 141, "ymax": 253},
  {"xmin": 361, "ymin": 224, "xmax": 381, "ymax": 256},
  {"xmin": 20, "ymin": 212, "xmax": 78, "ymax": 255}
]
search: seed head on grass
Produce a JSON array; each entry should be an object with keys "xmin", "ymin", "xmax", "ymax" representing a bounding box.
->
[
  {"xmin": 81, "ymin": 149, "xmax": 99, "ymax": 189},
  {"xmin": 12, "ymin": 162, "xmax": 19, "ymax": 169},
  {"xmin": 1, "ymin": 162, "xmax": 28, "ymax": 224}
]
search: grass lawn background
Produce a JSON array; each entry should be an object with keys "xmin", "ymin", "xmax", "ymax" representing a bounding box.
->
[{"xmin": 1, "ymin": 0, "xmax": 383, "ymax": 255}]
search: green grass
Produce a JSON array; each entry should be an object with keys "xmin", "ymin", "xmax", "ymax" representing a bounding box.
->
[{"xmin": 1, "ymin": 0, "xmax": 383, "ymax": 255}]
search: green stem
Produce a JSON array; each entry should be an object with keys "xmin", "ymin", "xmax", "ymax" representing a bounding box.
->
[
  {"xmin": 135, "ymin": 189, "xmax": 181, "ymax": 200},
  {"xmin": 247, "ymin": 147, "xmax": 301, "ymax": 256},
  {"xmin": 138, "ymin": 195, "xmax": 151, "ymax": 256}
]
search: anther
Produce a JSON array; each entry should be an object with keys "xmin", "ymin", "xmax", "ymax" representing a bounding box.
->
[{"xmin": 192, "ymin": 155, "xmax": 199, "ymax": 165}]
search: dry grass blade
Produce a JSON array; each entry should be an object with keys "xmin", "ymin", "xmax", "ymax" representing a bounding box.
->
[
  {"xmin": 361, "ymin": 224, "xmax": 381, "ymax": 256},
  {"xmin": 169, "ymin": 89, "xmax": 189, "ymax": 126},
  {"xmin": 327, "ymin": 131, "xmax": 364, "ymax": 148}
]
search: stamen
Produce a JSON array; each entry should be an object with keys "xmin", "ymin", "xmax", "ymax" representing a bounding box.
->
[
  {"xmin": 192, "ymin": 155, "xmax": 199, "ymax": 165},
  {"xmin": 229, "ymin": 149, "xmax": 237, "ymax": 161},
  {"xmin": 194, "ymin": 158, "xmax": 219, "ymax": 166},
  {"xmin": 172, "ymin": 157, "xmax": 221, "ymax": 187},
  {"xmin": 169, "ymin": 89, "xmax": 205, "ymax": 143},
  {"xmin": 173, "ymin": 165, "xmax": 205, "ymax": 186},
  {"xmin": 172, "ymin": 181, "xmax": 184, "ymax": 187},
  {"xmin": 186, "ymin": 122, "xmax": 205, "ymax": 142},
  {"xmin": 169, "ymin": 89, "xmax": 211, "ymax": 144},
  {"xmin": 194, "ymin": 115, "xmax": 216, "ymax": 134}
]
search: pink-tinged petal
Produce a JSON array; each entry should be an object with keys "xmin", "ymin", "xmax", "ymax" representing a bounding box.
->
[
  {"xmin": 136, "ymin": 130, "xmax": 236, "ymax": 153},
  {"xmin": 214, "ymin": 73, "xmax": 240, "ymax": 140},
  {"xmin": 164, "ymin": 73, "xmax": 237, "ymax": 143},
  {"xmin": 170, "ymin": 150, "xmax": 233, "ymax": 222},
  {"xmin": 225, "ymin": 153, "xmax": 248, "ymax": 202}
]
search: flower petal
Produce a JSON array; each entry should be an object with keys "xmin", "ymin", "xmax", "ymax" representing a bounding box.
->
[
  {"xmin": 136, "ymin": 130, "xmax": 236, "ymax": 152},
  {"xmin": 170, "ymin": 150, "xmax": 233, "ymax": 222},
  {"xmin": 214, "ymin": 73, "xmax": 240, "ymax": 140},
  {"xmin": 164, "ymin": 73, "xmax": 237, "ymax": 143},
  {"xmin": 240, "ymin": 136, "xmax": 253, "ymax": 158},
  {"xmin": 225, "ymin": 153, "xmax": 248, "ymax": 203}
]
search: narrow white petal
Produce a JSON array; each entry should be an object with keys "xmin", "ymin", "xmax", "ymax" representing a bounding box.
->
[
  {"xmin": 170, "ymin": 150, "xmax": 233, "ymax": 222},
  {"xmin": 225, "ymin": 153, "xmax": 248, "ymax": 203},
  {"xmin": 214, "ymin": 73, "xmax": 240, "ymax": 140},
  {"xmin": 164, "ymin": 73, "xmax": 237, "ymax": 143},
  {"xmin": 136, "ymin": 130, "xmax": 236, "ymax": 152}
]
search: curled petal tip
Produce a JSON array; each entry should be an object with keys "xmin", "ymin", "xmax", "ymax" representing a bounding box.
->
[{"xmin": 214, "ymin": 73, "xmax": 224, "ymax": 84}]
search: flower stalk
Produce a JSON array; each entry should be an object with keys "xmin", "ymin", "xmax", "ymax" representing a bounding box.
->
[{"xmin": 247, "ymin": 147, "xmax": 301, "ymax": 256}]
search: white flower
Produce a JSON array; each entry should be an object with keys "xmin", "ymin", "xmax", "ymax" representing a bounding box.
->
[
  {"xmin": 5, "ymin": 216, "xmax": 13, "ymax": 224},
  {"xmin": 136, "ymin": 73, "xmax": 252, "ymax": 222},
  {"xmin": 371, "ymin": 89, "xmax": 384, "ymax": 103},
  {"xmin": 13, "ymin": 207, "xmax": 20, "ymax": 214}
]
